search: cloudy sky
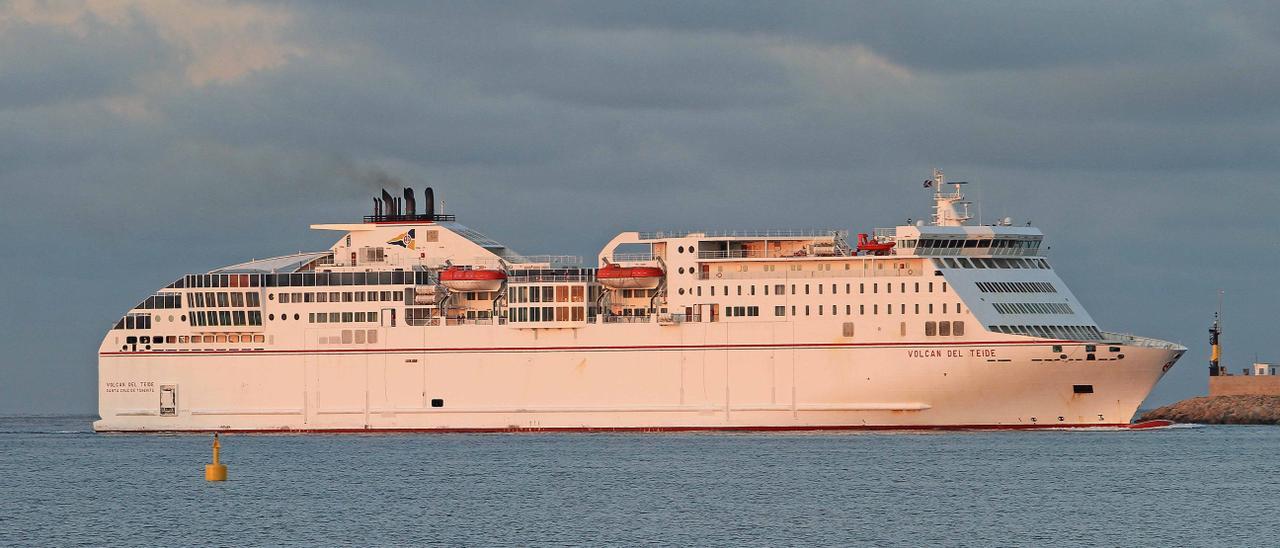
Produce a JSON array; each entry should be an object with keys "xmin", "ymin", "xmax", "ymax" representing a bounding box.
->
[{"xmin": 2, "ymin": 1, "xmax": 1278, "ymax": 414}]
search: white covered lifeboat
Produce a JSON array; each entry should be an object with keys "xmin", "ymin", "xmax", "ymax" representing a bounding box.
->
[
  {"xmin": 596, "ymin": 264, "xmax": 664, "ymax": 290},
  {"xmin": 439, "ymin": 266, "xmax": 507, "ymax": 292}
]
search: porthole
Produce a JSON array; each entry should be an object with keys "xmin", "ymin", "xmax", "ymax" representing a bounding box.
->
[
  {"xmin": 269, "ymin": 314, "xmax": 275, "ymax": 321},
  {"xmin": 678, "ymin": 246, "xmax": 684, "ymax": 253},
  {"xmin": 678, "ymin": 288, "xmax": 686, "ymax": 295},
  {"xmin": 180, "ymin": 315, "xmax": 187, "ymax": 322},
  {"xmin": 268, "ymin": 293, "xmax": 275, "ymax": 300},
  {"xmin": 168, "ymin": 315, "xmax": 174, "ymax": 322},
  {"xmin": 678, "ymin": 267, "xmax": 685, "ymax": 274},
  {"xmin": 294, "ymin": 313, "xmax": 300, "ymax": 320},
  {"xmin": 121, "ymin": 345, "xmax": 128, "ymax": 351},
  {"xmin": 1117, "ymin": 354, "xmax": 1125, "ymax": 360}
]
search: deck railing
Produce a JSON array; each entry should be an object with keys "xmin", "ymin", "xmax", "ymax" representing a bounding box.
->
[
  {"xmin": 611, "ymin": 252, "xmax": 656, "ymax": 262},
  {"xmin": 1100, "ymin": 331, "xmax": 1186, "ymax": 350},
  {"xmin": 638, "ymin": 229, "xmax": 846, "ymax": 240}
]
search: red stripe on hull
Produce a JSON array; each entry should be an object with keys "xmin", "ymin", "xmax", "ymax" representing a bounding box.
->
[{"xmin": 99, "ymin": 339, "xmax": 1082, "ymax": 357}]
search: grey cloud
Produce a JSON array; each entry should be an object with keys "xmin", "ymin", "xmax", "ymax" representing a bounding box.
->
[
  {"xmin": 415, "ymin": 1, "xmax": 1233, "ymax": 71},
  {"xmin": 0, "ymin": 13, "xmax": 171, "ymax": 110},
  {"xmin": 4, "ymin": 1, "xmax": 1280, "ymax": 413}
]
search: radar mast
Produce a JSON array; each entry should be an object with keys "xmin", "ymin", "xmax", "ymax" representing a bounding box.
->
[{"xmin": 929, "ymin": 168, "xmax": 973, "ymax": 226}]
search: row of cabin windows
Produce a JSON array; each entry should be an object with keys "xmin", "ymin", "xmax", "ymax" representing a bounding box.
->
[
  {"xmin": 405, "ymin": 306, "xmax": 589, "ymax": 325},
  {"xmin": 725, "ymin": 306, "xmax": 760, "ymax": 317},
  {"xmin": 992, "ymin": 302, "xmax": 1074, "ymax": 315},
  {"xmin": 124, "ymin": 334, "xmax": 265, "ymax": 346},
  {"xmin": 171, "ymin": 270, "xmax": 430, "ymax": 289},
  {"xmin": 136, "ymin": 294, "xmax": 182, "ymax": 309},
  {"xmin": 683, "ymin": 261, "xmax": 912, "ymax": 275},
  {"xmin": 976, "ymin": 281, "xmax": 1057, "ymax": 293},
  {"xmin": 508, "ymin": 286, "xmax": 587, "ymax": 303},
  {"xmin": 764, "ymin": 302, "xmax": 965, "ymax": 317},
  {"xmin": 274, "ymin": 291, "xmax": 404, "ymax": 304},
  {"xmin": 187, "ymin": 291, "xmax": 260, "ymax": 308},
  {"xmin": 509, "ymin": 306, "xmax": 587, "ymax": 323},
  {"xmin": 406, "ymin": 307, "xmax": 434, "ymax": 326},
  {"xmin": 924, "ymin": 321, "xmax": 965, "ymax": 336},
  {"xmin": 990, "ymin": 324, "xmax": 1103, "ymax": 340},
  {"xmin": 405, "ymin": 308, "xmax": 501, "ymax": 325},
  {"xmin": 935, "ymin": 257, "xmax": 1050, "ymax": 270},
  {"xmin": 188, "ymin": 310, "xmax": 263, "ymax": 327},
  {"xmin": 315, "ymin": 329, "xmax": 380, "ymax": 345},
  {"xmin": 678, "ymin": 281, "xmax": 948, "ymax": 297},
  {"xmin": 308, "ymin": 311, "xmax": 380, "ymax": 324}
]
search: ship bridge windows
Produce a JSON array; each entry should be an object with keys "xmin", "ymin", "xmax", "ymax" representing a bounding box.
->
[{"xmin": 917, "ymin": 238, "xmax": 1044, "ymax": 253}]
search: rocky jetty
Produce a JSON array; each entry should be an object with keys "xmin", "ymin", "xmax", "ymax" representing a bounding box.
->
[{"xmin": 1139, "ymin": 395, "xmax": 1280, "ymax": 425}]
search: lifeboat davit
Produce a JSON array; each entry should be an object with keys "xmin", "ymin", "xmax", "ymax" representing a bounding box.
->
[
  {"xmin": 596, "ymin": 264, "xmax": 664, "ymax": 290},
  {"xmin": 439, "ymin": 266, "xmax": 506, "ymax": 292},
  {"xmin": 856, "ymin": 233, "xmax": 895, "ymax": 255}
]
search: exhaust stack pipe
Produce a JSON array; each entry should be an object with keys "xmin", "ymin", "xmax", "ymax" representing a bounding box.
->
[
  {"xmin": 424, "ymin": 187, "xmax": 435, "ymax": 219},
  {"xmin": 381, "ymin": 189, "xmax": 396, "ymax": 216},
  {"xmin": 403, "ymin": 188, "xmax": 416, "ymax": 216}
]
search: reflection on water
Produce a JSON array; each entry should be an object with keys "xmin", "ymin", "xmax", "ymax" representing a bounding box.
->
[{"xmin": 2, "ymin": 416, "xmax": 1277, "ymax": 545}]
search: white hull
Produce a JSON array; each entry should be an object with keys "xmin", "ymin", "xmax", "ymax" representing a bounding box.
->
[
  {"xmin": 95, "ymin": 322, "xmax": 1181, "ymax": 432},
  {"xmin": 96, "ymin": 177, "xmax": 1186, "ymax": 432}
]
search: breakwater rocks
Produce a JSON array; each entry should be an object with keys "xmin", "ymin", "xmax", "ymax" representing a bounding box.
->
[{"xmin": 1139, "ymin": 395, "xmax": 1280, "ymax": 425}]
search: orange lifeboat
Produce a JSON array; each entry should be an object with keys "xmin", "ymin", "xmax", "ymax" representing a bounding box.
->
[
  {"xmin": 439, "ymin": 266, "xmax": 507, "ymax": 292},
  {"xmin": 596, "ymin": 264, "xmax": 664, "ymax": 290},
  {"xmin": 856, "ymin": 233, "xmax": 895, "ymax": 255}
]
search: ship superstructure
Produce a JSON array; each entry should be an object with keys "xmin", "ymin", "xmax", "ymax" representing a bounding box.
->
[{"xmin": 95, "ymin": 172, "xmax": 1184, "ymax": 432}]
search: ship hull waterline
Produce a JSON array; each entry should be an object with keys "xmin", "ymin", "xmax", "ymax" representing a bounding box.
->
[{"xmin": 95, "ymin": 333, "xmax": 1183, "ymax": 433}]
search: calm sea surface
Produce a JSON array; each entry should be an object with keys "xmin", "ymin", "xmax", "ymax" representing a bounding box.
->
[{"xmin": 1, "ymin": 416, "xmax": 1276, "ymax": 546}]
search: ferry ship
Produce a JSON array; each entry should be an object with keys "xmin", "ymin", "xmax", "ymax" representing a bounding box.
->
[{"xmin": 95, "ymin": 172, "xmax": 1185, "ymax": 432}]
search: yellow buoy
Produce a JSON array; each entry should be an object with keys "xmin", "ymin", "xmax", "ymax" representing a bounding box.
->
[{"xmin": 205, "ymin": 433, "xmax": 227, "ymax": 481}]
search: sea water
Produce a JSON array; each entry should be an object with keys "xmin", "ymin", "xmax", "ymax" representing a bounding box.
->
[{"xmin": 1, "ymin": 416, "xmax": 1276, "ymax": 546}]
